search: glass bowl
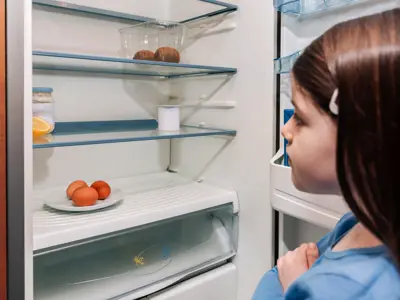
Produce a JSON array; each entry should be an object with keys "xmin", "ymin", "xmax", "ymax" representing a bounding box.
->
[{"xmin": 119, "ymin": 20, "xmax": 186, "ymax": 63}]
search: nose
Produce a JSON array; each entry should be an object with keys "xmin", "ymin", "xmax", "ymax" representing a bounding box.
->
[{"xmin": 281, "ymin": 122, "xmax": 293, "ymax": 145}]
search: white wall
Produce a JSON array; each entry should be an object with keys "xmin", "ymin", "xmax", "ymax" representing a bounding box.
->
[{"xmin": 169, "ymin": 1, "xmax": 276, "ymax": 299}]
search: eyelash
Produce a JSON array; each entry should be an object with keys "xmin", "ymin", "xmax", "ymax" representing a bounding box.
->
[{"xmin": 293, "ymin": 113, "xmax": 303, "ymax": 126}]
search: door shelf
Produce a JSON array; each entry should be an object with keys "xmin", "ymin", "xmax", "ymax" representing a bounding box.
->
[
  {"xmin": 274, "ymin": 51, "xmax": 301, "ymax": 74},
  {"xmin": 33, "ymin": 172, "xmax": 239, "ymax": 251},
  {"xmin": 33, "ymin": 0, "xmax": 238, "ymax": 24},
  {"xmin": 274, "ymin": 0, "xmax": 359, "ymax": 15},
  {"xmin": 270, "ymin": 149, "xmax": 349, "ymax": 229},
  {"xmin": 33, "ymin": 51, "xmax": 238, "ymax": 79},
  {"xmin": 33, "ymin": 119, "xmax": 237, "ymax": 149}
]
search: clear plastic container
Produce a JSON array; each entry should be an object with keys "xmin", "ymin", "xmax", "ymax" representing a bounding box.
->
[
  {"xmin": 119, "ymin": 20, "xmax": 186, "ymax": 63},
  {"xmin": 274, "ymin": 0, "xmax": 359, "ymax": 15}
]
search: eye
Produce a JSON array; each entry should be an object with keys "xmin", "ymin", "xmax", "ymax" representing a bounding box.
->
[{"xmin": 293, "ymin": 113, "xmax": 303, "ymax": 126}]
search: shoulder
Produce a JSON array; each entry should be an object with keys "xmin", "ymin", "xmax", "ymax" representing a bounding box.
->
[
  {"xmin": 285, "ymin": 273, "xmax": 371, "ymax": 300},
  {"xmin": 286, "ymin": 256, "xmax": 400, "ymax": 300}
]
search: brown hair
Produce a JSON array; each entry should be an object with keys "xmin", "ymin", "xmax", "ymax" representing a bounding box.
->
[{"xmin": 292, "ymin": 8, "xmax": 400, "ymax": 264}]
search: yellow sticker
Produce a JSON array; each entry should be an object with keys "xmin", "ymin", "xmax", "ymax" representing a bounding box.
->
[{"xmin": 134, "ymin": 256, "xmax": 145, "ymax": 266}]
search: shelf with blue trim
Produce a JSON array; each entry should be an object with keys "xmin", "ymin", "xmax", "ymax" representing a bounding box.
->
[
  {"xmin": 33, "ymin": 119, "xmax": 237, "ymax": 149},
  {"xmin": 33, "ymin": 51, "xmax": 237, "ymax": 78},
  {"xmin": 33, "ymin": 0, "xmax": 238, "ymax": 24},
  {"xmin": 274, "ymin": 51, "xmax": 301, "ymax": 74},
  {"xmin": 274, "ymin": 0, "xmax": 359, "ymax": 15}
]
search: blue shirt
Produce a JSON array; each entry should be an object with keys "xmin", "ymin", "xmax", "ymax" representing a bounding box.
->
[{"xmin": 252, "ymin": 213, "xmax": 400, "ymax": 299}]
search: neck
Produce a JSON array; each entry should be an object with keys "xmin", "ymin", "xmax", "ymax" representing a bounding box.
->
[
  {"xmin": 333, "ymin": 223, "xmax": 383, "ymax": 251},
  {"xmin": 352, "ymin": 223, "xmax": 383, "ymax": 247}
]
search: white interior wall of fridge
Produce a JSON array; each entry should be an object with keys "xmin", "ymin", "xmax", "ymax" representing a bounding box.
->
[
  {"xmin": 277, "ymin": 0, "xmax": 400, "ymax": 253},
  {"xmin": 169, "ymin": 1, "xmax": 276, "ymax": 299},
  {"xmin": 32, "ymin": 1, "xmax": 173, "ymax": 190}
]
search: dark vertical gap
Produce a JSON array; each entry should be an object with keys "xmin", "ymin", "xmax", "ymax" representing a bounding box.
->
[{"xmin": 273, "ymin": 10, "xmax": 282, "ymax": 265}]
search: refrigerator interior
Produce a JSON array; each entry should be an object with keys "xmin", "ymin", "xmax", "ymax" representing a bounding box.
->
[{"xmin": 30, "ymin": 0, "xmax": 276, "ymax": 299}]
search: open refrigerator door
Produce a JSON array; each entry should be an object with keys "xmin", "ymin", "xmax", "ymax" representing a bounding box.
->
[{"xmin": 273, "ymin": 0, "xmax": 400, "ymax": 253}]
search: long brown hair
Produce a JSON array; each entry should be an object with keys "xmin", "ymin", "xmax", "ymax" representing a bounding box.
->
[{"xmin": 292, "ymin": 8, "xmax": 400, "ymax": 264}]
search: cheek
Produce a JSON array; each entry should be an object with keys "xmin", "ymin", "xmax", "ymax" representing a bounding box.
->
[{"xmin": 287, "ymin": 127, "xmax": 338, "ymax": 194}]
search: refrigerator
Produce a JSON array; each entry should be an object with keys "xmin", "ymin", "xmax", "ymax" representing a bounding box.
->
[{"xmin": 2, "ymin": 0, "xmax": 399, "ymax": 299}]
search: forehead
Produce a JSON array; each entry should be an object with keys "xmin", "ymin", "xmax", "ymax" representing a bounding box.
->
[{"xmin": 291, "ymin": 77, "xmax": 313, "ymax": 113}]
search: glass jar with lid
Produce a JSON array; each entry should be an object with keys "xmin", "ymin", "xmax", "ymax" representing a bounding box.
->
[{"xmin": 33, "ymin": 87, "xmax": 54, "ymax": 103}]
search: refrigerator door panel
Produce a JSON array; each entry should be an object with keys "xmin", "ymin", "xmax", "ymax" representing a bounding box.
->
[{"xmin": 274, "ymin": 0, "xmax": 400, "ymax": 227}]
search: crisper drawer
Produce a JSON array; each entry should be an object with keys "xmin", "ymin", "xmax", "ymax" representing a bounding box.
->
[{"xmin": 34, "ymin": 204, "xmax": 237, "ymax": 300}]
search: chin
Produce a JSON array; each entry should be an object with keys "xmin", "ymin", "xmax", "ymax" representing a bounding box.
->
[
  {"xmin": 291, "ymin": 174, "xmax": 309, "ymax": 193},
  {"xmin": 291, "ymin": 171, "xmax": 339, "ymax": 195}
]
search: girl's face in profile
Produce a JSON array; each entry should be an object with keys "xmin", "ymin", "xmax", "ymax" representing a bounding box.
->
[{"xmin": 281, "ymin": 78, "xmax": 340, "ymax": 195}]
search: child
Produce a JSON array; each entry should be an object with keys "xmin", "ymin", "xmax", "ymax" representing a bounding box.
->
[{"xmin": 253, "ymin": 8, "xmax": 400, "ymax": 299}]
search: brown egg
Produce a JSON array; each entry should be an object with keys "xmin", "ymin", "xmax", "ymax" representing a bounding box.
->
[
  {"xmin": 90, "ymin": 180, "xmax": 111, "ymax": 200},
  {"xmin": 154, "ymin": 47, "xmax": 180, "ymax": 63},
  {"xmin": 66, "ymin": 180, "xmax": 88, "ymax": 199},
  {"xmin": 71, "ymin": 187, "xmax": 98, "ymax": 207},
  {"xmin": 134, "ymin": 50, "xmax": 155, "ymax": 61}
]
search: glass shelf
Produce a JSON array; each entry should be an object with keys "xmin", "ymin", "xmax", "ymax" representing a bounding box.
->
[
  {"xmin": 32, "ymin": 0, "xmax": 238, "ymax": 24},
  {"xmin": 274, "ymin": 0, "xmax": 359, "ymax": 15},
  {"xmin": 32, "ymin": 51, "xmax": 237, "ymax": 78},
  {"xmin": 33, "ymin": 119, "xmax": 237, "ymax": 149},
  {"xmin": 274, "ymin": 51, "xmax": 301, "ymax": 74}
]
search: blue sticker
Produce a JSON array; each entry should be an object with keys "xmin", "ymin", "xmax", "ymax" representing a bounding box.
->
[{"xmin": 162, "ymin": 246, "xmax": 171, "ymax": 260}]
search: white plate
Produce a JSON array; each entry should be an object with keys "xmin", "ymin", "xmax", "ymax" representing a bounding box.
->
[{"xmin": 44, "ymin": 188, "xmax": 123, "ymax": 212}]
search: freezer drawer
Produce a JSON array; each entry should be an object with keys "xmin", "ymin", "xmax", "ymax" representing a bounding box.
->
[
  {"xmin": 143, "ymin": 263, "xmax": 237, "ymax": 300},
  {"xmin": 34, "ymin": 204, "xmax": 237, "ymax": 300}
]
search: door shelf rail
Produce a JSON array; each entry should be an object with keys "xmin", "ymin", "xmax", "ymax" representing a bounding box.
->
[
  {"xmin": 274, "ymin": 51, "xmax": 301, "ymax": 74},
  {"xmin": 274, "ymin": 0, "xmax": 360, "ymax": 15}
]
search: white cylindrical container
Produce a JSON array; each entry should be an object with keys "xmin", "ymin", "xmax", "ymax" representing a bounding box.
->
[{"xmin": 157, "ymin": 105, "xmax": 180, "ymax": 131}]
